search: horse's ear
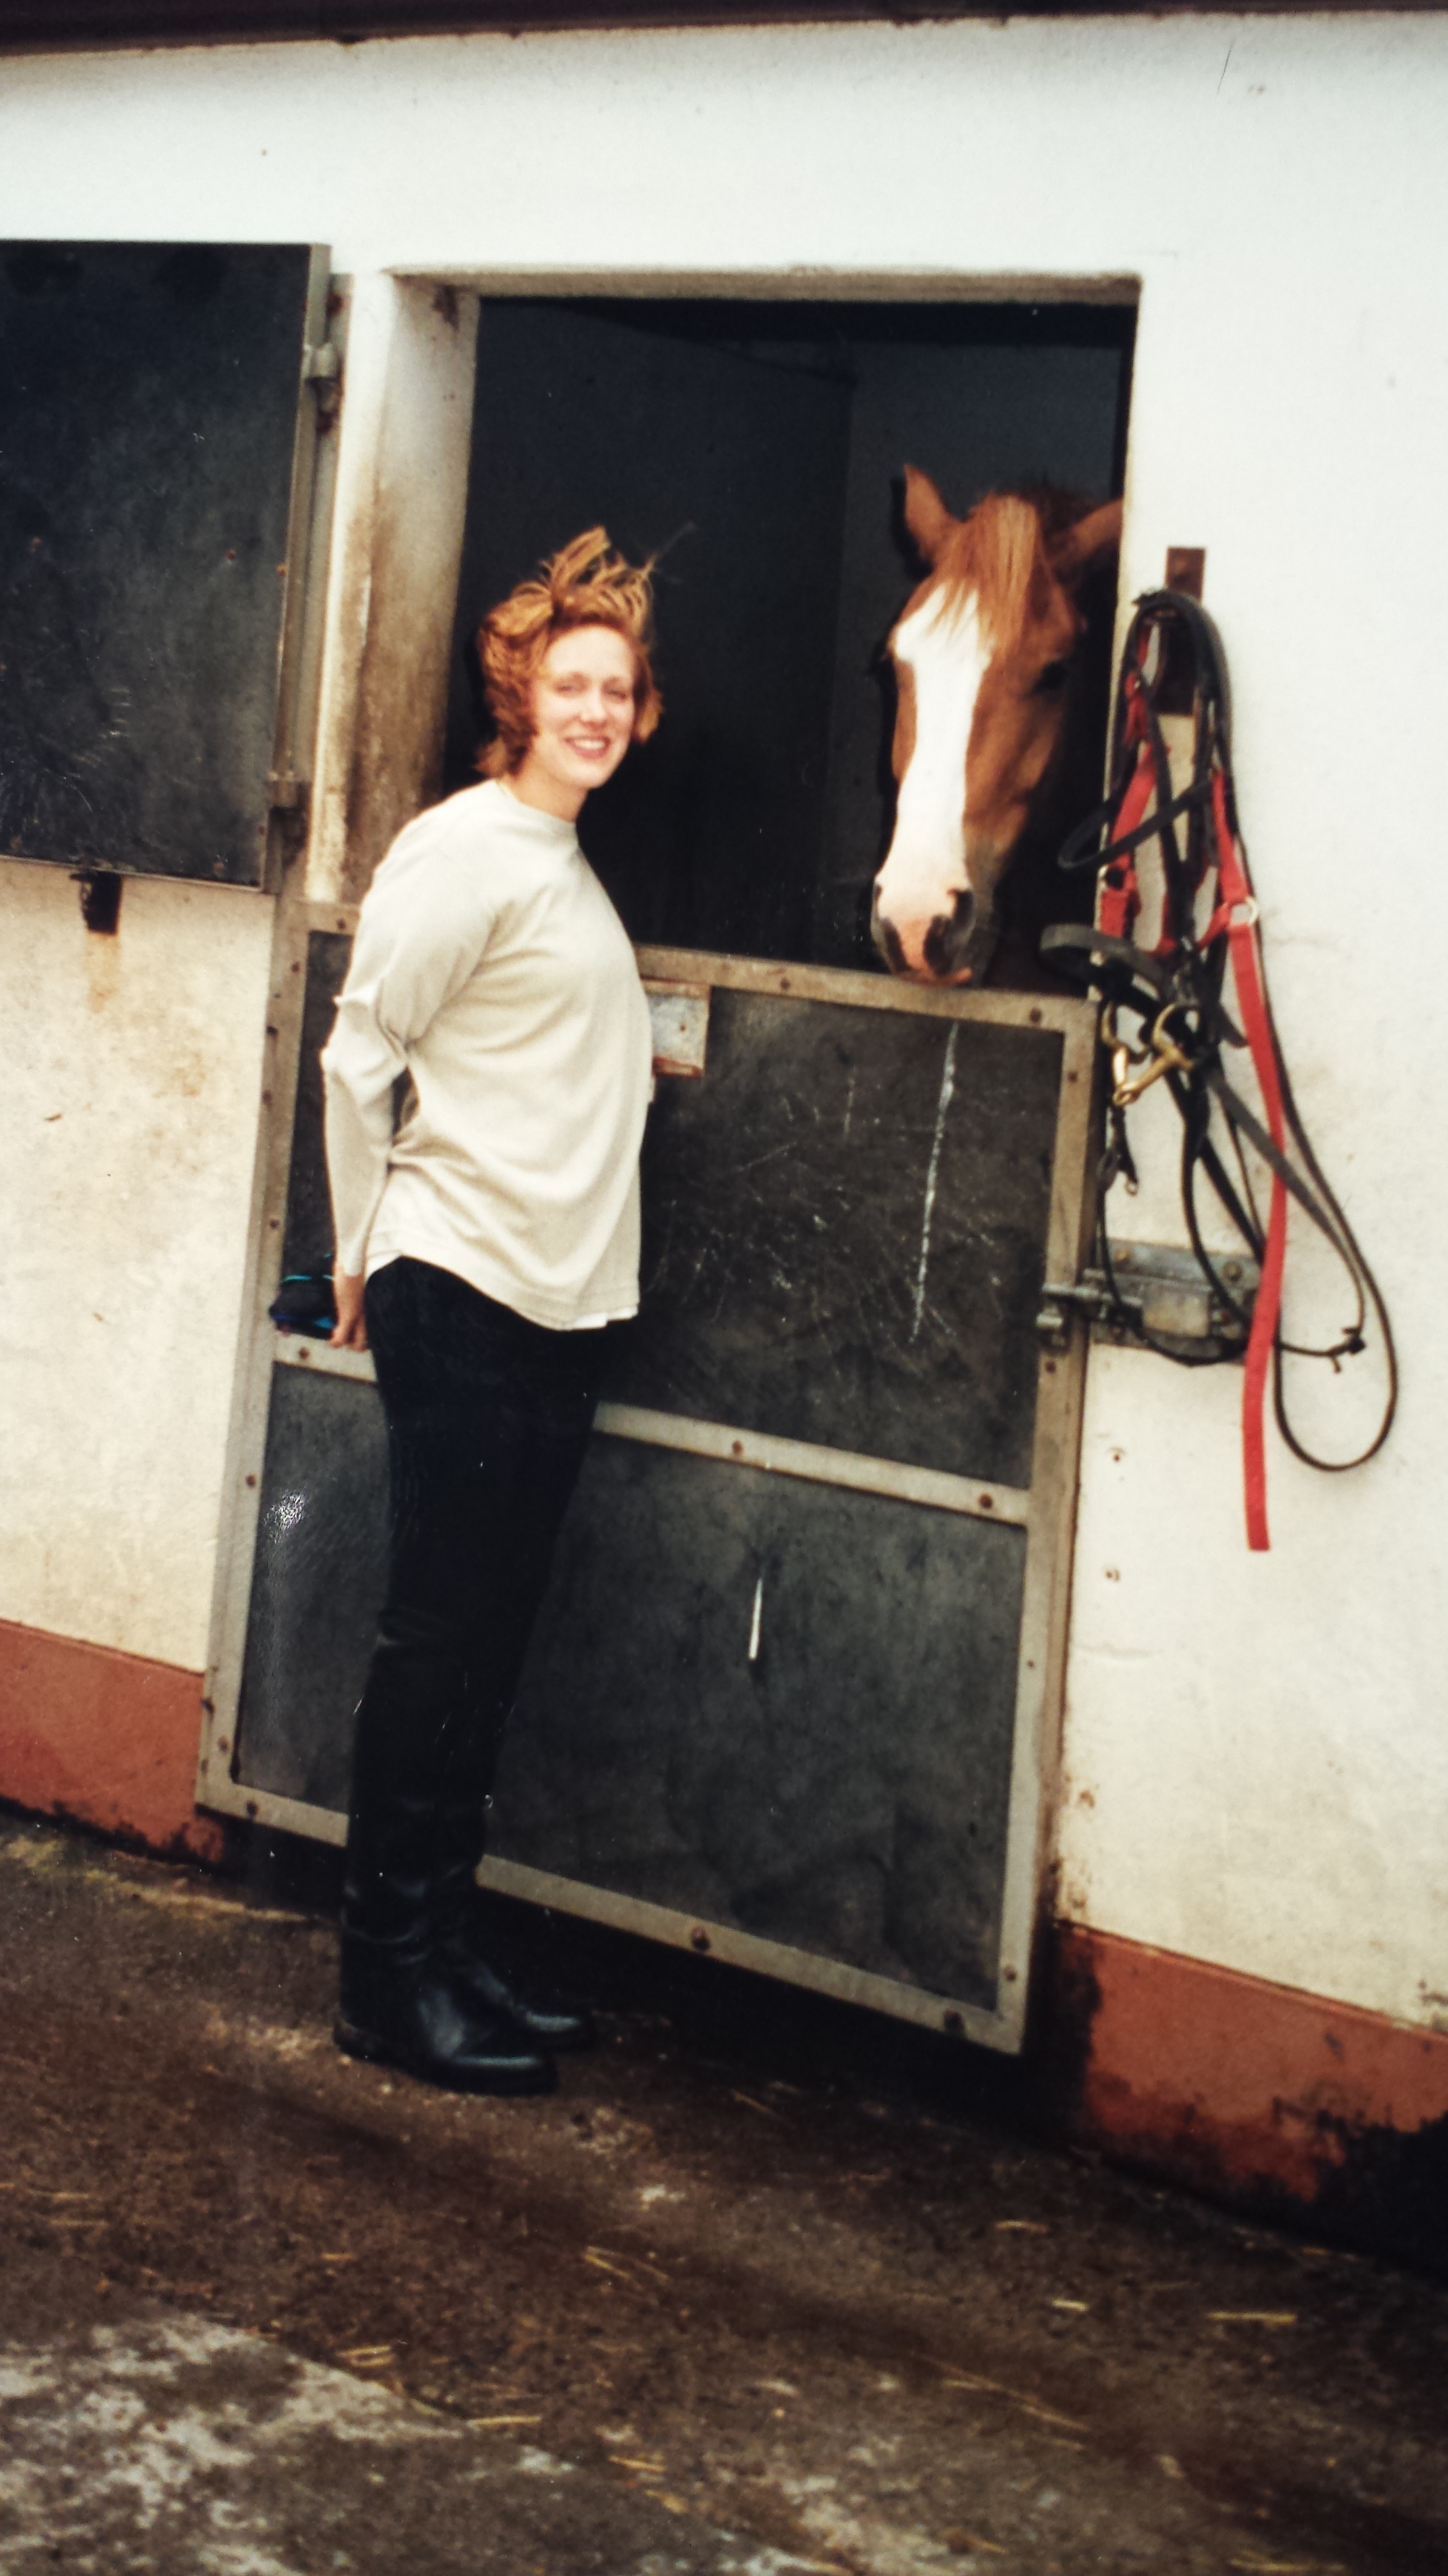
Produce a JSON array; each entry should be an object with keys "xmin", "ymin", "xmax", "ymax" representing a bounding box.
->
[
  {"xmin": 903, "ymin": 466, "xmax": 956, "ymax": 567},
  {"xmin": 1051, "ymin": 498, "xmax": 1123, "ymax": 580}
]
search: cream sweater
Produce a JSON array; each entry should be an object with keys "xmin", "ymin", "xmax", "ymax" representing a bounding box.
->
[{"xmin": 321, "ymin": 779, "xmax": 652, "ymax": 1330}]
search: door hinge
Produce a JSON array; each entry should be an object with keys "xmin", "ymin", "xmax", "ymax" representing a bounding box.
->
[
  {"xmin": 302, "ymin": 340, "xmax": 341, "ymax": 383},
  {"xmin": 1038, "ymin": 1241, "xmax": 1260, "ymax": 1360},
  {"xmin": 267, "ymin": 769, "xmax": 310, "ymax": 816}
]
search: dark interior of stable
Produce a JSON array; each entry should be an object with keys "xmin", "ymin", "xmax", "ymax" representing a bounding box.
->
[{"xmin": 444, "ymin": 295, "xmax": 1135, "ymax": 977}]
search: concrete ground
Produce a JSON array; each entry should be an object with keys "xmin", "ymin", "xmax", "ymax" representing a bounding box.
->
[{"xmin": 1, "ymin": 1813, "xmax": 1446, "ymax": 2576}]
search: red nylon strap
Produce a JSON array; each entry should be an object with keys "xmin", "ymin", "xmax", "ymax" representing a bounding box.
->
[
  {"xmin": 1208, "ymin": 770, "xmax": 1287, "ymax": 1551},
  {"xmin": 1098, "ymin": 738, "xmax": 1153, "ymax": 939}
]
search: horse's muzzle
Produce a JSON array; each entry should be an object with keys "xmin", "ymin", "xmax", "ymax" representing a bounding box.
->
[{"xmin": 871, "ymin": 883, "xmax": 979, "ymax": 983}]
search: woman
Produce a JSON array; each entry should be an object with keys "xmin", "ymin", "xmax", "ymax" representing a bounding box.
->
[{"xmin": 321, "ymin": 528, "xmax": 659, "ymax": 2097}]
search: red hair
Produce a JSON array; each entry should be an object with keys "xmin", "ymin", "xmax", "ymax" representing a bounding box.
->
[{"xmin": 475, "ymin": 525, "xmax": 662, "ymax": 778}]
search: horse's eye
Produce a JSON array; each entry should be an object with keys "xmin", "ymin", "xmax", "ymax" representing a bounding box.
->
[{"xmin": 1034, "ymin": 660, "xmax": 1069, "ymax": 695}]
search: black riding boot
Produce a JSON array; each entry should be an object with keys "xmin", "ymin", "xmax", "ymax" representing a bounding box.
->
[
  {"xmin": 335, "ymin": 1615, "xmax": 556, "ymax": 2097},
  {"xmin": 429, "ymin": 1791, "xmax": 597, "ymax": 2055}
]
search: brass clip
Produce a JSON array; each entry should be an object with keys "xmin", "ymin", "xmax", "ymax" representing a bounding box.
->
[
  {"xmin": 1111, "ymin": 1008, "xmax": 1194, "ymax": 1110},
  {"xmin": 1102, "ymin": 1003, "xmax": 1148, "ymax": 1103}
]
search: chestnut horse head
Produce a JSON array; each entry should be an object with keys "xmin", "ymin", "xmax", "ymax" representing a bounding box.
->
[{"xmin": 871, "ymin": 471, "xmax": 1123, "ymax": 983}]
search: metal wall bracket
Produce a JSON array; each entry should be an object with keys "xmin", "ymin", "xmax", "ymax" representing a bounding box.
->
[
  {"xmin": 643, "ymin": 978, "xmax": 710, "ymax": 1079},
  {"xmin": 1038, "ymin": 1240, "xmax": 1259, "ymax": 1361}
]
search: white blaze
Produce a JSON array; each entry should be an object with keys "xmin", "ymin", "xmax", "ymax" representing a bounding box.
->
[{"xmin": 879, "ymin": 589, "xmax": 989, "ymax": 949}]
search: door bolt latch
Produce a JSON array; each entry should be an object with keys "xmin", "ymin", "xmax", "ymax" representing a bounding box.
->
[{"xmin": 1038, "ymin": 1241, "xmax": 1260, "ymax": 1359}]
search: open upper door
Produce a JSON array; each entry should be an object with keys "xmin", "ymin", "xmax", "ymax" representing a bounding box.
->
[{"xmin": 0, "ymin": 240, "xmax": 333, "ymax": 889}]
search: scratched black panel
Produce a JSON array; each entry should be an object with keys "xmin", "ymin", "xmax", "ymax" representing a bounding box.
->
[
  {"xmin": 235, "ymin": 1365, "xmax": 1023, "ymax": 2010},
  {"xmin": 497, "ymin": 1440, "xmax": 1025, "ymax": 2010},
  {"xmin": 616, "ymin": 991, "xmax": 1062, "ymax": 1491},
  {"xmin": 0, "ymin": 241, "xmax": 312, "ymax": 884},
  {"xmin": 276, "ymin": 960, "xmax": 1063, "ymax": 1488},
  {"xmin": 280, "ymin": 930, "xmax": 354, "ymax": 1277},
  {"xmin": 237, "ymin": 1364, "xmax": 388, "ymax": 1812}
]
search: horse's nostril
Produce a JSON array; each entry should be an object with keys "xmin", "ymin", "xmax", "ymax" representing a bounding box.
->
[
  {"xmin": 874, "ymin": 912, "xmax": 907, "ymax": 976},
  {"xmin": 923, "ymin": 892, "xmax": 979, "ymax": 980}
]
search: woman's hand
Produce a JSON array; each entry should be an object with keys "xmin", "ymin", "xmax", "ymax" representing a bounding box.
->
[{"xmin": 330, "ymin": 1264, "xmax": 369, "ymax": 1353}]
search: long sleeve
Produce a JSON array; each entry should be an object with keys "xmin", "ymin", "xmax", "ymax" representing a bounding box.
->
[{"xmin": 321, "ymin": 819, "xmax": 498, "ymax": 1275}]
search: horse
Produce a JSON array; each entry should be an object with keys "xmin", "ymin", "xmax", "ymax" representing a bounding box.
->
[{"xmin": 871, "ymin": 469, "xmax": 1123, "ymax": 985}]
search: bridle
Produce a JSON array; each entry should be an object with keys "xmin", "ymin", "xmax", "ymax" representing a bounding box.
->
[{"xmin": 1043, "ymin": 590, "xmax": 1396, "ymax": 1550}]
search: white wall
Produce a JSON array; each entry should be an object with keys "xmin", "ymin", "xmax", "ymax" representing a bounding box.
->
[
  {"xmin": 0, "ymin": 862, "xmax": 273, "ymax": 1669},
  {"xmin": 1, "ymin": 16, "xmax": 1444, "ymax": 2027}
]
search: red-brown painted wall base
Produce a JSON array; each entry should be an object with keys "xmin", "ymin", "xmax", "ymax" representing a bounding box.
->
[
  {"xmin": 1044, "ymin": 1924, "xmax": 1448, "ymax": 2273},
  {"xmin": 0, "ymin": 1616, "xmax": 227, "ymax": 1864}
]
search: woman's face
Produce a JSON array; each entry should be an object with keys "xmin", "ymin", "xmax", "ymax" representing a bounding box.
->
[{"xmin": 515, "ymin": 625, "xmax": 638, "ymax": 814}]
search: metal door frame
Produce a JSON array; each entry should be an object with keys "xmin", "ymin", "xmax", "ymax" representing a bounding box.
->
[{"xmin": 200, "ymin": 928, "xmax": 1097, "ymax": 2053}]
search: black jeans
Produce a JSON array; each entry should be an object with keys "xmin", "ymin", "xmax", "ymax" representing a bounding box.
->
[{"xmin": 343, "ymin": 1256, "xmax": 614, "ymax": 1947}]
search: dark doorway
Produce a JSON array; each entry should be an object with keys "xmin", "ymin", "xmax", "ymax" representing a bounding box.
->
[{"xmin": 446, "ymin": 296, "xmax": 1134, "ymax": 974}]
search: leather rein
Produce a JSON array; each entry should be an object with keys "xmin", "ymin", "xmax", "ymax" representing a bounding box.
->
[{"xmin": 1042, "ymin": 589, "xmax": 1396, "ymax": 1550}]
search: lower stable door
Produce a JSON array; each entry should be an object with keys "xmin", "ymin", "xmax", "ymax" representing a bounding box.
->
[{"xmin": 209, "ymin": 936, "xmax": 1095, "ymax": 2053}]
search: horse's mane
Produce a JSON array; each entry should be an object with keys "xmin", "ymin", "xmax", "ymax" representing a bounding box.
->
[{"xmin": 931, "ymin": 489, "xmax": 1078, "ymax": 656}]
